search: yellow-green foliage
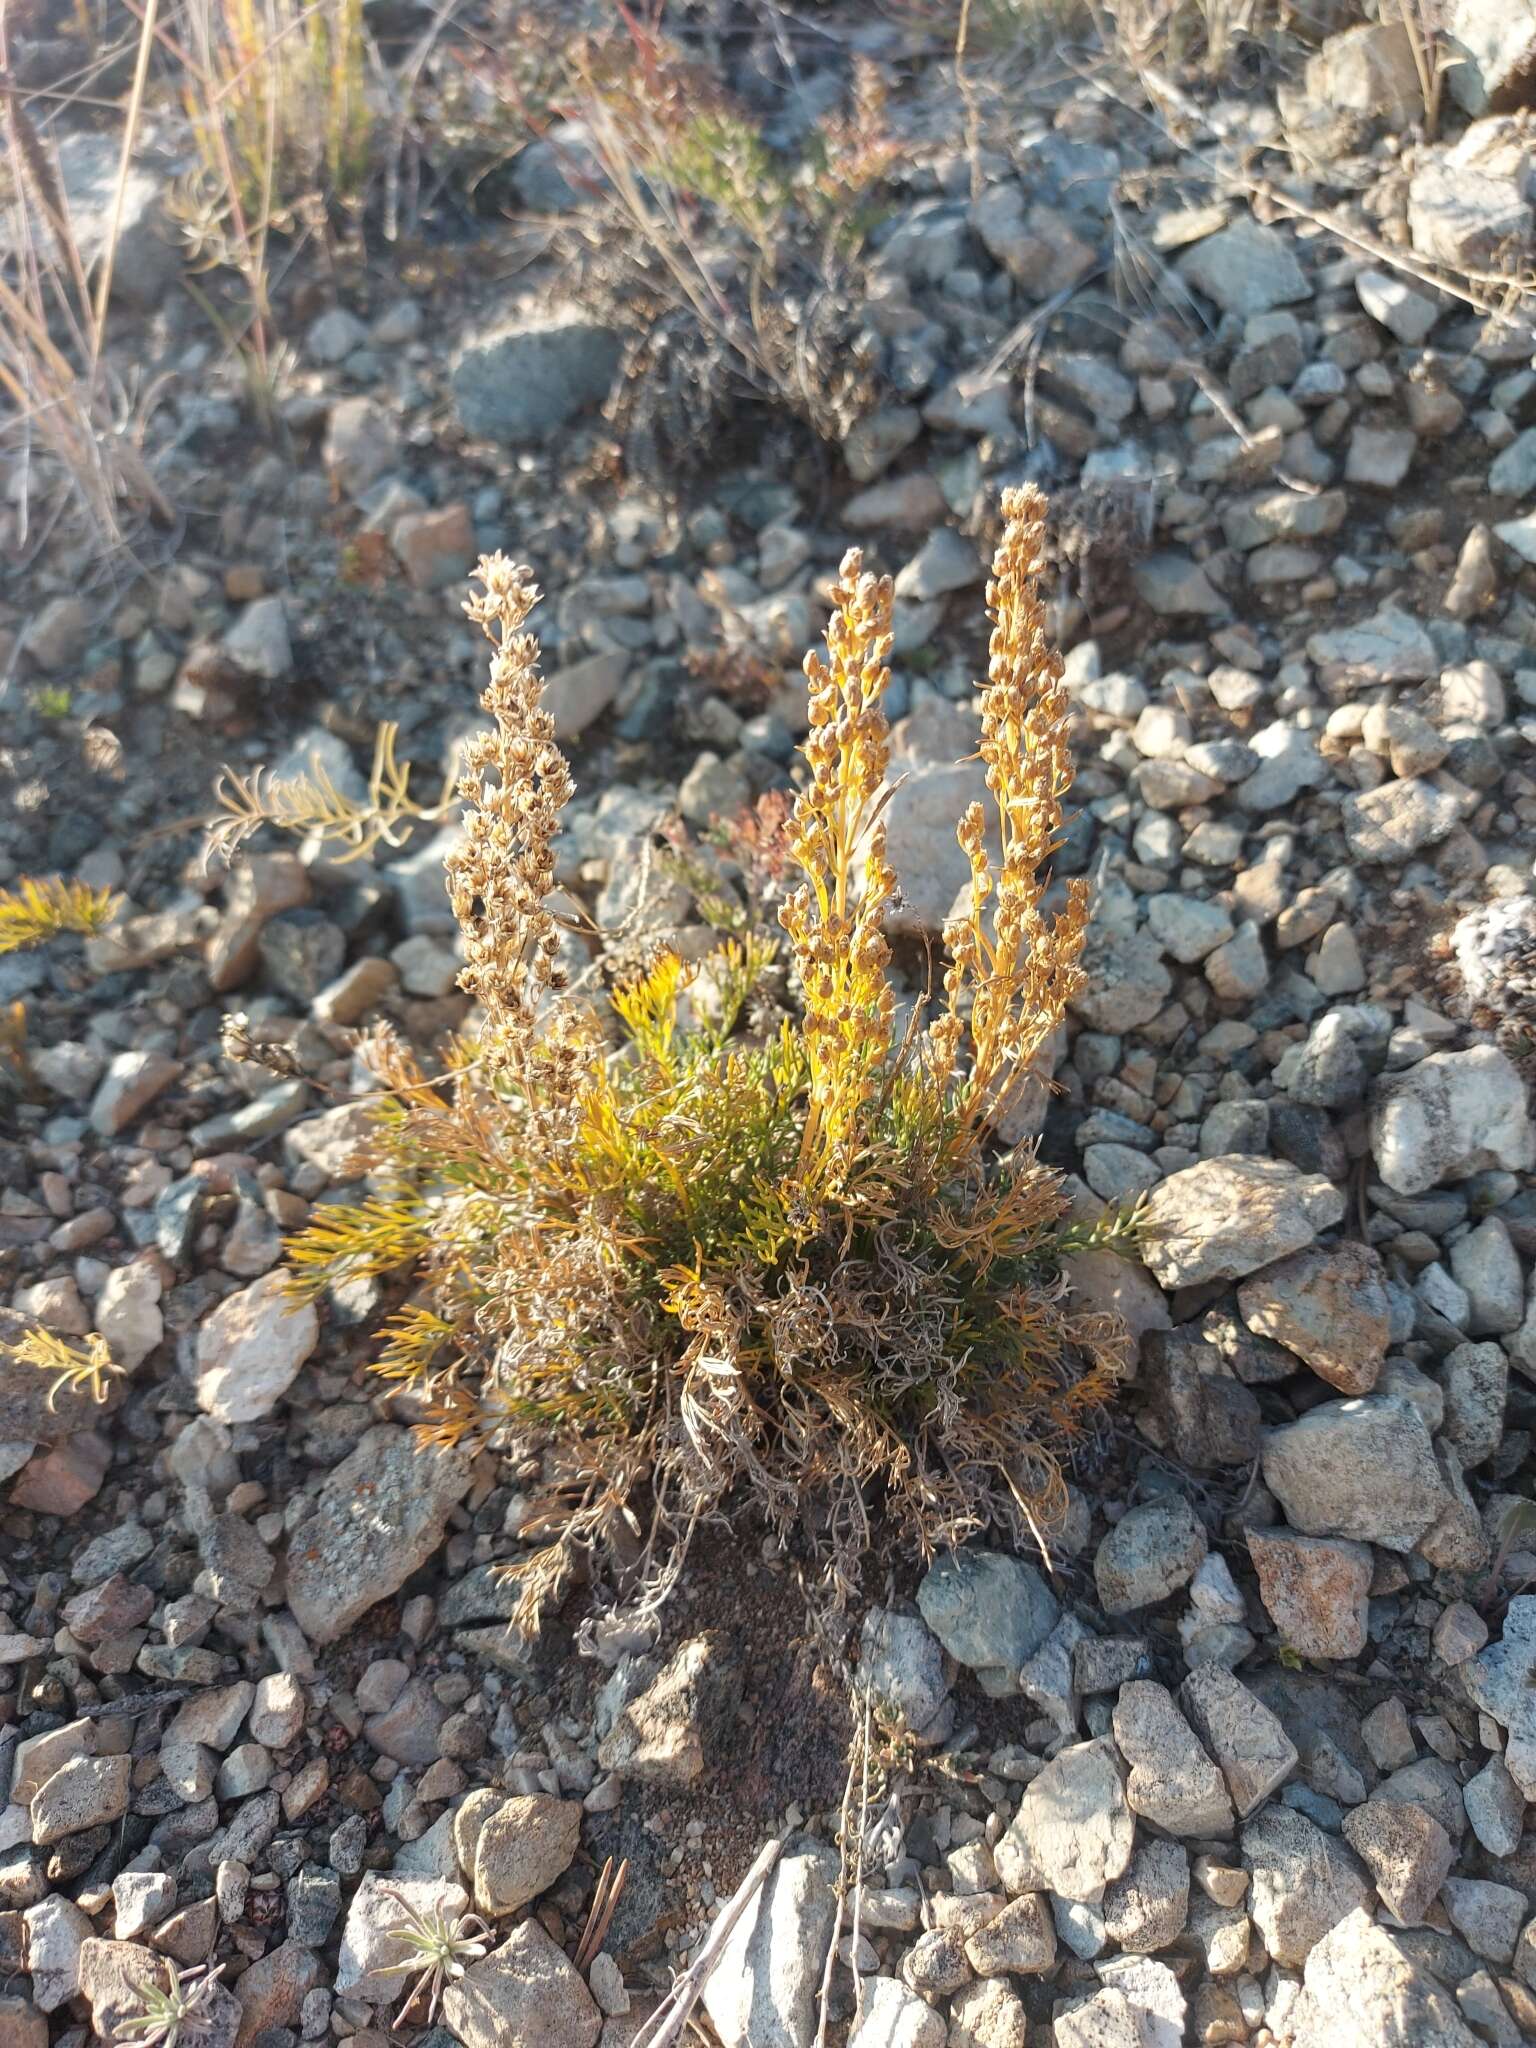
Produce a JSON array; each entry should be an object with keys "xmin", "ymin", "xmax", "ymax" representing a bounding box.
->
[
  {"xmin": 273, "ymin": 489, "xmax": 1131, "ymax": 1627},
  {"xmin": 0, "ymin": 1327, "xmax": 122, "ymax": 1409},
  {"xmin": 0, "ymin": 876, "xmax": 119, "ymax": 956},
  {"xmin": 181, "ymin": 0, "xmax": 371, "ymax": 224}
]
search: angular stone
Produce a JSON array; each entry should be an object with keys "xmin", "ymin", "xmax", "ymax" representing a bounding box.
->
[
  {"xmin": 1137, "ymin": 1329, "xmax": 1261, "ymax": 1471},
  {"xmin": 1260, "ymin": 1394, "xmax": 1448, "ymax": 1550},
  {"xmin": 1342, "ymin": 1796, "xmax": 1454, "ymax": 1924},
  {"xmin": 1343, "ymin": 779, "xmax": 1465, "ymax": 864},
  {"xmin": 336, "ymin": 1872, "xmax": 472, "ymax": 2004},
  {"xmin": 1246, "ymin": 1529, "xmax": 1372, "ymax": 1660},
  {"xmin": 1112, "ymin": 1681, "xmax": 1233, "ymax": 1836},
  {"xmin": 90, "ymin": 1050, "xmax": 181, "ymax": 1136},
  {"xmin": 1372, "ymin": 1046, "xmax": 1536, "ymax": 1195},
  {"xmin": 597, "ymin": 1631, "xmax": 741, "ymax": 1785},
  {"xmin": 472, "ymin": 1795, "xmax": 581, "ymax": 1917},
  {"xmin": 1243, "ymin": 1806, "xmax": 1372, "ymax": 1967},
  {"xmin": 994, "ymin": 1740, "xmax": 1133, "ymax": 1904},
  {"xmin": 1100, "ymin": 1838, "xmax": 1190, "ymax": 1955},
  {"xmin": 78, "ymin": 1939, "xmax": 239, "ymax": 2048},
  {"xmin": 195, "ymin": 1272, "xmax": 319, "ymax": 1424},
  {"xmin": 30, "ymin": 1754, "xmax": 130, "ymax": 1844},
  {"xmin": 915, "ymin": 1549, "xmax": 1059, "ymax": 1682},
  {"xmin": 1094, "ymin": 1497, "xmax": 1208, "ymax": 1614},
  {"xmin": 848, "ymin": 1976, "xmax": 946, "ymax": 2048},
  {"xmin": 452, "ymin": 307, "xmax": 622, "ymax": 445},
  {"xmin": 1141, "ymin": 1157, "xmax": 1346, "ymax": 1288},
  {"xmin": 285, "ymin": 1424, "xmax": 472, "ymax": 1646},
  {"xmin": 1236, "ymin": 1242, "xmax": 1391, "ymax": 1394},
  {"xmin": 963, "ymin": 1892, "xmax": 1057, "ymax": 1976},
  {"xmin": 1178, "ymin": 219, "xmax": 1310, "ymax": 316},
  {"xmin": 1179, "ymin": 1667, "xmax": 1297, "ymax": 1819},
  {"xmin": 701, "ymin": 1842, "xmax": 838, "ymax": 2048},
  {"xmin": 1288, "ymin": 1908, "xmax": 1479, "ymax": 2048},
  {"xmin": 232, "ymin": 1940, "xmax": 322, "ymax": 2045}
]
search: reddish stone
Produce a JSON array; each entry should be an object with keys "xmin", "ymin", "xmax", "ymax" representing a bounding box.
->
[{"xmin": 10, "ymin": 1432, "xmax": 111, "ymax": 1514}]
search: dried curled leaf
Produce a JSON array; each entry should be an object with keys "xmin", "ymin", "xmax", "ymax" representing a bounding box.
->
[
  {"xmin": 206, "ymin": 722, "xmax": 455, "ymax": 867},
  {"xmin": 0, "ymin": 1326, "xmax": 123, "ymax": 1409}
]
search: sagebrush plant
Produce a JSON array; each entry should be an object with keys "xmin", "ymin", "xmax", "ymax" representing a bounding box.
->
[
  {"xmin": 242, "ymin": 487, "xmax": 1131, "ymax": 1627},
  {"xmin": 557, "ymin": 27, "xmax": 895, "ymax": 474}
]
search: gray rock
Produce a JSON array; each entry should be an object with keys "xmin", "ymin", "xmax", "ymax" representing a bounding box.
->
[
  {"xmin": 1355, "ymin": 269, "xmax": 1441, "ymax": 345},
  {"xmin": 947, "ymin": 1979, "xmax": 1029, "ymax": 2048},
  {"xmin": 1180, "ymin": 1667, "xmax": 1298, "ymax": 1818},
  {"xmin": 701, "ymin": 1841, "xmax": 839, "ymax": 2048},
  {"xmin": 1288, "ymin": 1908, "xmax": 1478, "ymax": 2048},
  {"xmin": 1231, "ymin": 722, "xmax": 1331, "ymax": 812},
  {"xmin": 882, "ymin": 761, "xmax": 987, "ymax": 936},
  {"xmin": 1275, "ymin": 1012, "xmax": 1368, "ymax": 1110},
  {"xmin": 597, "ymin": 1631, "xmax": 741, "ymax": 1784},
  {"xmin": 307, "ymin": 308, "xmax": 369, "ymax": 363},
  {"xmin": 1261, "ymin": 1393, "xmax": 1448, "ymax": 1550},
  {"xmin": 894, "ymin": 526, "xmax": 982, "ymax": 601},
  {"xmin": 994, "ymin": 1740, "xmax": 1133, "ymax": 1904},
  {"xmin": 1440, "ymin": 1340, "xmax": 1508, "ymax": 1469},
  {"xmin": 1071, "ymin": 925, "xmax": 1172, "ymax": 1033},
  {"xmin": 1307, "ymin": 607, "xmax": 1438, "ymax": 681},
  {"xmin": 1371, "ymin": 1046, "xmax": 1536, "ymax": 1194},
  {"xmin": 1449, "ymin": 1217, "xmax": 1524, "ymax": 1334},
  {"xmin": 1094, "ymin": 1497, "xmax": 1207, "ymax": 1615},
  {"xmin": 1242, "ymin": 1806, "xmax": 1372, "ymax": 1967},
  {"xmin": 1346, "ymin": 426, "xmax": 1417, "ymax": 488},
  {"xmin": 1112, "ymin": 1680, "xmax": 1234, "ymax": 1836},
  {"xmin": 1342, "ymin": 1795, "xmax": 1454, "ymax": 1924},
  {"xmin": 1178, "ymin": 218, "xmax": 1310, "ymax": 316},
  {"xmin": 323, "ymin": 396, "xmax": 401, "ymax": 498},
  {"xmin": 441, "ymin": 1921, "xmax": 600, "ymax": 2048},
  {"xmin": 1132, "ymin": 553, "xmax": 1225, "ymax": 617},
  {"xmin": 195, "ymin": 1271, "xmax": 319, "ymax": 1424},
  {"xmin": 22, "ymin": 1893, "xmax": 92, "ymax": 2012},
  {"xmin": 1099, "ymin": 1838, "xmax": 1190, "ymax": 1954},
  {"xmin": 336, "ymin": 1872, "xmax": 472, "ymax": 2003},
  {"xmin": 848, "ymin": 1976, "xmax": 946, "ymax": 2048},
  {"xmin": 548, "ymin": 652, "xmax": 629, "ymax": 740},
  {"xmin": 860, "ymin": 1608, "xmax": 952, "ymax": 1742},
  {"xmin": 1492, "ymin": 426, "xmax": 1536, "ymax": 501},
  {"xmin": 1137, "ymin": 1328, "xmax": 1261, "ymax": 1471},
  {"xmin": 1463, "ymin": 1754, "xmax": 1524, "ymax": 1856},
  {"xmin": 30, "ymin": 1754, "xmax": 130, "ymax": 1844},
  {"xmin": 1342, "ymin": 778, "xmax": 1465, "ymax": 863},
  {"xmin": 78, "ymin": 1939, "xmax": 239, "ymax": 2048},
  {"xmin": 90, "ymin": 1049, "xmax": 181, "ymax": 1137},
  {"xmin": 842, "ymin": 405, "xmax": 923, "ymax": 482},
  {"xmin": 916, "ymin": 1549, "xmax": 1059, "ymax": 1685},
  {"xmin": 9, "ymin": 131, "xmax": 178, "ymax": 311},
  {"xmin": 1463, "ymin": 1596, "xmax": 1536, "ymax": 1791},
  {"xmin": 452, "ymin": 307, "xmax": 623, "ymax": 444},
  {"xmin": 470, "ymin": 1794, "xmax": 582, "ymax": 1917},
  {"xmin": 285, "ymin": 1424, "xmax": 472, "ymax": 1645},
  {"xmin": 1441, "ymin": 1876, "xmax": 1525, "ymax": 1965},
  {"xmin": 224, "ymin": 597, "xmax": 293, "ymax": 682},
  {"xmin": 1409, "ymin": 135, "xmax": 1533, "ymax": 273},
  {"xmin": 1145, "ymin": 894, "xmax": 1233, "ymax": 963},
  {"xmin": 1141, "ymin": 1156, "xmax": 1346, "ymax": 1288},
  {"xmin": 964, "ymin": 1892, "xmax": 1057, "ymax": 1976}
]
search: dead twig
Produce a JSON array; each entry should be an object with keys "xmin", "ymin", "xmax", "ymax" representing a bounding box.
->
[
  {"xmin": 629, "ymin": 1834, "xmax": 786, "ymax": 2048},
  {"xmin": 573, "ymin": 1856, "xmax": 629, "ymax": 1973}
]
